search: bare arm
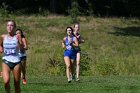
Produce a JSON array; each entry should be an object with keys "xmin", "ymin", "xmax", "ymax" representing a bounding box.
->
[
  {"xmin": 16, "ymin": 34, "xmax": 23, "ymax": 50},
  {"xmin": 81, "ymin": 39, "xmax": 85, "ymax": 43},
  {"xmin": 79, "ymin": 35, "xmax": 85, "ymax": 43},
  {"xmin": 0, "ymin": 35, "xmax": 3, "ymax": 53},
  {"xmin": 22, "ymin": 38, "xmax": 28, "ymax": 50},
  {"xmin": 61, "ymin": 37, "xmax": 66, "ymax": 48},
  {"xmin": 72, "ymin": 37, "xmax": 79, "ymax": 47}
]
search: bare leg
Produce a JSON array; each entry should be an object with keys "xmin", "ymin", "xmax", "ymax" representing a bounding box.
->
[
  {"xmin": 76, "ymin": 52, "xmax": 80, "ymax": 80},
  {"xmin": 2, "ymin": 63, "xmax": 11, "ymax": 93},
  {"xmin": 70, "ymin": 59, "xmax": 75, "ymax": 80},
  {"xmin": 21, "ymin": 60, "xmax": 27, "ymax": 84},
  {"xmin": 21, "ymin": 60, "xmax": 26, "ymax": 79},
  {"xmin": 0, "ymin": 71, "xmax": 3, "ymax": 77},
  {"xmin": 12, "ymin": 63, "xmax": 21, "ymax": 93},
  {"xmin": 64, "ymin": 57, "xmax": 71, "ymax": 82}
]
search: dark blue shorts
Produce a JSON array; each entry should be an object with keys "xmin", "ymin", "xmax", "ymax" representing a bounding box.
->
[
  {"xmin": 64, "ymin": 50, "xmax": 76, "ymax": 60},
  {"xmin": 20, "ymin": 56, "xmax": 27, "ymax": 61},
  {"xmin": 2, "ymin": 59, "xmax": 21, "ymax": 69}
]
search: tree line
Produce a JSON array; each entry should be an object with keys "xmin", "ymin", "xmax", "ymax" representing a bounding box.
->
[{"xmin": 0, "ymin": 0, "xmax": 140, "ymax": 17}]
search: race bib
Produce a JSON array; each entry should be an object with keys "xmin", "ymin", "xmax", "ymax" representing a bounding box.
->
[
  {"xmin": 4, "ymin": 48, "xmax": 16, "ymax": 55},
  {"xmin": 66, "ymin": 45, "xmax": 72, "ymax": 50}
]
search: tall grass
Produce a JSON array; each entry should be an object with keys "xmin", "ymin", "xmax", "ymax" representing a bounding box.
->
[{"xmin": 0, "ymin": 16, "xmax": 140, "ymax": 77}]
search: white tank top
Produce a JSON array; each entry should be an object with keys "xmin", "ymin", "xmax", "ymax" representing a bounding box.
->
[
  {"xmin": 19, "ymin": 50, "xmax": 27, "ymax": 57},
  {"xmin": 2, "ymin": 35, "xmax": 20, "ymax": 63}
]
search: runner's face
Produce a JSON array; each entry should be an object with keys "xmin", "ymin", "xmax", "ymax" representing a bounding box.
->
[
  {"xmin": 67, "ymin": 28, "xmax": 72, "ymax": 36},
  {"xmin": 16, "ymin": 30, "xmax": 21, "ymax": 35},
  {"xmin": 74, "ymin": 24, "xmax": 80, "ymax": 32},
  {"xmin": 7, "ymin": 21, "xmax": 15, "ymax": 33}
]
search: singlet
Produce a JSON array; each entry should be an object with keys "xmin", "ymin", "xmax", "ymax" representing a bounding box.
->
[
  {"xmin": 2, "ymin": 35, "xmax": 20, "ymax": 63},
  {"xmin": 64, "ymin": 36, "xmax": 75, "ymax": 51},
  {"xmin": 74, "ymin": 33, "xmax": 81, "ymax": 51},
  {"xmin": 18, "ymin": 50, "xmax": 27, "ymax": 57},
  {"xmin": 75, "ymin": 33, "xmax": 81, "ymax": 43}
]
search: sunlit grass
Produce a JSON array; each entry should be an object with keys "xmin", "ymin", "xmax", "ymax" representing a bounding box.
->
[
  {"xmin": 1, "ymin": 76, "xmax": 140, "ymax": 93},
  {"xmin": 0, "ymin": 16, "xmax": 140, "ymax": 76}
]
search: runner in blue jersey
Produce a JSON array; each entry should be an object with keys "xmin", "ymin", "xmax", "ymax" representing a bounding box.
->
[
  {"xmin": 0, "ymin": 20, "xmax": 23, "ymax": 93},
  {"xmin": 73, "ymin": 23, "xmax": 84, "ymax": 81},
  {"xmin": 62, "ymin": 27, "xmax": 78, "ymax": 83},
  {"xmin": 16, "ymin": 29, "xmax": 28, "ymax": 85}
]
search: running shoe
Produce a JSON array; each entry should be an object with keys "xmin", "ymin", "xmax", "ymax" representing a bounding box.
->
[
  {"xmin": 68, "ymin": 80, "xmax": 71, "ymax": 83},
  {"xmin": 70, "ymin": 75, "xmax": 75, "ymax": 81},
  {"xmin": 72, "ymin": 76, "xmax": 75, "ymax": 80},
  {"xmin": 76, "ymin": 78, "xmax": 80, "ymax": 82},
  {"xmin": 22, "ymin": 78, "xmax": 27, "ymax": 85},
  {"xmin": 68, "ymin": 79, "xmax": 71, "ymax": 83}
]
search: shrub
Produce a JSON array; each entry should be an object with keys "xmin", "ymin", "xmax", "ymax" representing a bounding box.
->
[
  {"xmin": 0, "ymin": 3, "xmax": 9, "ymax": 18},
  {"xmin": 80, "ymin": 52, "xmax": 91, "ymax": 76},
  {"xmin": 68, "ymin": 1, "xmax": 81, "ymax": 23}
]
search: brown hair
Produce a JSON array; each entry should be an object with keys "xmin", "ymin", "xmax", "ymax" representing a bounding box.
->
[
  {"xmin": 6, "ymin": 20, "xmax": 16, "ymax": 28},
  {"xmin": 16, "ymin": 29, "xmax": 25, "ymax": 38},
  {"xmin": 74, "ymin": 22, "xmax": 80, "ymax": 28},
  {"xmin": 66, "ymin": 26, "xmax": 73, "ymax": 33}
]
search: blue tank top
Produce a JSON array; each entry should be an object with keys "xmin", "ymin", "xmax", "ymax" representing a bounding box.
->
[
  {"xmin": 65, "ymin": 36, "xmax": 74, "ymax": 50},
  {"xmin": 2, "ymin": 35, "xmax": 20, "ymax": 63}
]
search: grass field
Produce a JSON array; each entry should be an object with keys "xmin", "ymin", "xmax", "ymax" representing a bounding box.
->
[
  {"xmin": 1, "ymin": 76, "xmax": 140, "ymax": 93},
  {"xmin": 0, "ymin": 15, "xmax": 140, "ymax": 92}
]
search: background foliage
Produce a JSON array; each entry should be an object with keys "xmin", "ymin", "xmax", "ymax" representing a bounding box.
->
[{"xmin": 0, "ymin": 0, "xmax": 140, "ymax": 17}]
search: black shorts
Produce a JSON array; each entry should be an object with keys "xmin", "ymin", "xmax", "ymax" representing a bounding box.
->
[
  {"xmin": 2, "ymin": 59, "xmax": 21, "ymax": 69},
  {"xmin": 20, "ymin": 56, "xmax": 27, "ymax": 61},
  {"xmin": 75, "ymin": 47, "xmax": 81, "ymax": 52}
]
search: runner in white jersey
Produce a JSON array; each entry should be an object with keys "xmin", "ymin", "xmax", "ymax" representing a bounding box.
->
[
  {"xmin": 16, "ymin": 29, "xmax": 28, "ymax": 85},
  {"xmin": 2, "ymin": 35, "xmax": 20, "ymax": 64},
  {"xmin": 0, "ymin": 20, "xmax": 23, "ymax": 93}
]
